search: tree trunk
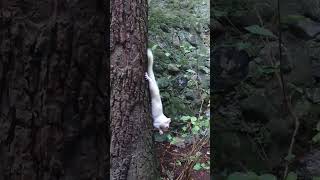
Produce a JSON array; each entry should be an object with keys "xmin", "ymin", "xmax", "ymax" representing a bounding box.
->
[
  {"xmin": 110, "ymin": 0, "xmax": 159, "ymax": 179},
  {"xmin": 0, "ymin": 1, "xmax": 108, "ymax": 179}
]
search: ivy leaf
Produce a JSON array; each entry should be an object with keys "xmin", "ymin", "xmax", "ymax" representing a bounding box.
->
[
  {"xmin": 244, "ymin": 25, "xmax": 277, "ymax": 38},
  {"xmin": 192, "ymin": 125, "xmax": 200, "ymax": 133},
  {"xmin": 201, "ymin": 163, "xmax": 209, "ymax": 170},
  {"xmin": 193, "ymin": 163, "xmax": 202, "ymax": 171},
  {"xmin": 190, "ymin": 116, "xmax": 197, "ymax": 123}
]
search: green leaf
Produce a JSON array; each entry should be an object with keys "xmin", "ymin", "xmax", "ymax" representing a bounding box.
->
[
  {"xmin": 193, "ymin": 163, "xmax": 202, "ymax": 171},
  {"xmin": 261, "ymin": 67, "xmax": 276, "ymax": 74},
  {"xmin": 312, "ymin": 132, "xmax": 320, "ymax": 143},
  {"xmin": 288, "ymin": 83, "xmax": 304, "ymax": 94},
  {"xmin": 200, "ymin": 66, "xmax": 210, "ymax": 74},
  {"xmin": 227, "ymin": 172, "xmax": 258, "ymax": 180},
  {"xmin": 212, "ymin": 9, "xmax": 227, "ymax": 17},
  {"xmin": 151, "ymin": 44, "xmax": 158, "ymax": 51},
  {"xmin": 182, "ymin": 126, "xmax": 187, "ymax": 131},
  {"xmin": 313, "ymin": 177, "xmax": 320, "ymax": 180},
  {"xmin": 200, "ymin": 163, "xmax": 210, "ymax": 170},
  {"xmin": 285, "ymin": 153, "xmax": 296, "ymax": 161},
  {"xmin": 181, "ymin": 133, "xmax": 187, "ymax": 138},
  {"xmin": 176, "ymin": 160, "xmax": 182, "ymax": 166},
  {"xmin": 190, "ymin": 116, "xmax": 197, "ymax": 122},
  {"xmin": 192, "ymin": 125, "xmax": 200, "ymax": 133},
  {"xmin": 316, "ymin": 121, "xmax": 320, "ymax": 131},
  {"xmin": 259, "ymin": 174, "xmax": 277, "ymax": 180},
  {"xmin": 236, "ymin": 42, "xmax": 252, "ymax": 50},
  {"xmin": 244, "ymin": 25, "xmax": 277, "ymax": 38},
  {"xmin": 170, "ymin": 137, "xmax": 177, "ymax": 145},
  {"xmin": 186, "ymin": 69, "xmax": 196, "ymax": 74},
  {"xmin": 154, "ymin": 133, "xmax": 167, "ymax": 142},
  {"xmin": 165, "ymin": 52, "xmax": 171, "ymax": 57},
  {"xmin": 282, "ymin": 15, "xmax": 306, "ymax": 25},
  {"xmin": 286, "ymin": 172, "xmax": 297, "ymax": 180},
  {"xmin": 181, "ymin": 116, "xmax": 191, "ymax": 121}
]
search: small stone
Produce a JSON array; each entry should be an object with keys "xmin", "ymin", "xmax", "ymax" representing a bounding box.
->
[
  {"xmin": 167, "ymin": 64, "xmax": 180, "ymax": 73},
  {"xmin": 306, "ymin": 88, "xmax": 320, "ymax": 103}
]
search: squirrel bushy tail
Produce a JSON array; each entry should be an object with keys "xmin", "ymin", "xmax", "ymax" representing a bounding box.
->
[{"xmin": 147, "ymin": 49, "xmax": 156, "ymax": 81}]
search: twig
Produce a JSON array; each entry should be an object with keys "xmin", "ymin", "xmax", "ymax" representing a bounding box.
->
[{"xmin": 176, "ymin": 136, "xmax": 209, "ymax": 180}]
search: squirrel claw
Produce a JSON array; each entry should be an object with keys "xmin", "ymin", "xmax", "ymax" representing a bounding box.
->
[{"xmin": 145, "ymin": 73, "xmax": 151, "ymax": 81}]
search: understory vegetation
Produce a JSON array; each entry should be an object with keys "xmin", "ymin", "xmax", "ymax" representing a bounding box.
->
[
  {"xmin": 148, "ymin": 0, "xmax": 210, "ymax": 179},
  {"xmin": 213, "ymin": 0, "xmax": 320, "ymax": 179}
]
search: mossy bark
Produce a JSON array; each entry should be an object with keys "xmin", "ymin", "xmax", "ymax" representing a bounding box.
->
[
  {"xmin": 110, "ymin": 0, "xmax": 159, "ymax": 179},
  {"xmin": 0, "ymin": 1, "xmax": 108, "ymax": 179}
]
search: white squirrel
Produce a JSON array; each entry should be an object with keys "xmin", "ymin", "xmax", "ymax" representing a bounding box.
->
[{"xmin": 145, "ymin": 49, "xmax": 171, "ymax": 134}]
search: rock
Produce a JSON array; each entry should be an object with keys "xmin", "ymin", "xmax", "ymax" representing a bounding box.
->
[
  {"xmin": 176, "ymin": 76, "xmax": 188, "ymax": 88},
  {"xmin": 307, "ymin": 41, "xmax": 320, "ymax": 81},
  {"xmin": 226, "ymin": 2, "xmax": 274, "ymax": 27},
  {"xmin": 185, "ymin": 90, "xmax": 195, "ymax": 101},
  {"xmin": 213, "ymin": 47, "xmax": 251, "ymax": 92},
  {"xmin": 315, "ymin": 34, "xmax": 320, "ymax": 41},
  {"xmin": 299, "ymin": 149, "xmax": 320, "ymax": 177},
  {"xmin": 186, "ymin": 34, "xmax": 198, "ymax": 47},
  {"xmin": 283, "ymin": 34, "xmax": 313, "ymax": 86},
  {"xmin": 239, "ymin": 93, "xmax": 276, "ymax": 123},
  {"xmin": 306, "ymin": 88, "xmax": 320, "ymax": 103},
  {"xmin": 217, "ymin": 104, "xmax": 242, "ymax": 123},
  {"xmin": 301, "ymin": 0, "xmax": 320, "ymax": 21},
  {"xmin": 160, "ymin": 24, "xmax": 170, "ymax": 33},
  {"xmin": 259, "ymin": 42, "xmax": 292, "ymax": 73},
  {"xmin": 167, "ymin": 63, "xmax": 180, "ymax": 73},
  {"xmin": 293, "ymin": 97, "xmax": 312, "ymax": 118},
  {"xmin": 311, "ymin": 63, "xmax": 320, "ymax": 81},
  {"xmin": 211, "ymin": 19, "xmax": 225, "ymax": 36},
  {"xmin": 172, "ymin": 34, "xmax": 180, "ymax": 46},
  {"xmin": 295, "ymin": 18, "xmax": 320, "ymax": 38}
]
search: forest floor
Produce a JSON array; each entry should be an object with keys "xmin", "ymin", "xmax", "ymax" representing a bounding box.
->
[{"xmin": 156, "ymin": 141, "xmax": 210, "ymax": 180}]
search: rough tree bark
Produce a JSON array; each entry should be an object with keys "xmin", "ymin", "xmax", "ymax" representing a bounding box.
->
[
  {"xmin": 110, "ymin": 0, "xmax": 159, "ymax": 179},
  {"xmin": 0, "ymin": 1, "xmax": 108, "ymax": 179}
]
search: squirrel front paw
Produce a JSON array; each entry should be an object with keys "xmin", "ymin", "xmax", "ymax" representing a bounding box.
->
[
  {"xmin": 159, "ymin": 129, "xmax": 164, "ymax": 135},
  {"xmin": 145, "ymin": 72, "xmax": 151, "ymax": 81}
]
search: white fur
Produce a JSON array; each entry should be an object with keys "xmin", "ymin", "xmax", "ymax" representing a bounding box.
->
[{"xmin": 145, "ymin": 49, "xmax": 171, "ymax": 134}]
